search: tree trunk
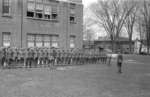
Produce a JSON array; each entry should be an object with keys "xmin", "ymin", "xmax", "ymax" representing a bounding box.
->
[
  {"xmin": 111, "ymin": 40, "xmax": 117, "ymax": 53},
  {"xmin": 111, "ymin": 40, "xmax": 114, "ymax": 52},
  {"xmin": 147, "ymin": 46, "xmax": 150, "ymax": 54},
  {"xmin": 110, "ymin": 36, "xmax": 115, "ymax": 53},
  {"xmin": 129, "ymin": 38, "xmax": 132, "ymax": 54},
  {"xmin": 139, "ymin": 42, "xmax": 142, "ymax": 54}
]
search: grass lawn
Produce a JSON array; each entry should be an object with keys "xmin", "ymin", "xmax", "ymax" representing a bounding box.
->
[{"xmin": 0, "ymin": 55, "xmax": 150, "ymax": 97}]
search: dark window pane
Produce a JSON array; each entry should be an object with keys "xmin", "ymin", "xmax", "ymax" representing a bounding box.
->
[
  {"xmin": 27, "ymin": 11, "xmax": 34, "ymax": 17},
  {"xmin": 70, "ymin": 3, "xmax": 76, "ymax": 9},
  {"xmin": 52, "ymin": 13, "xmax": 57, "ymax": 19},
  {"xmin": 44, "ymin": 14, "xmax": 50, "ymax": 19},
  {"xmin": 2, "ymin": 0, "xmax": 10, "ymax": 14},
  {"xmin": 3, "ymin": 6, "xmax": 9, "ymax": 14},
  {"xmin": 70, "ymin": 16, "xmax": 75, "ymax": 22},
  {"xmin": 36, "ymin": 13, "xmax": 43, "ymax": 18}
]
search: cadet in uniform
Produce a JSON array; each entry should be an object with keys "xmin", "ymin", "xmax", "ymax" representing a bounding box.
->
[
  {"xmin": 22, "ymin": 48, "xmax": 27, "ymax": 68},
  {"xmin": 48, "ymin": 48, "xmax": 54, "ymax": 68},
  {"xmin": 67, "ymin": 50, "xmax": 71, "ymax": 65},
  {"xmin": 61, "ymin": 50, "xmax": 65, "ymax": 65},
  {"xmin": 5, "ymin": 48, "xmax": 9, "ymax": 68},
  {"xmin": 52, "ymin": 48, "xmax": 57, "ymax": 66},
  {"xmin": 33, "ymin": 48, "xmax": 38, "ymax": 68},
  {"xmin": 20, "ymin": 48, "xmax": 25, "ymax": 67},
  {"xmin": 42, "ymin": 48, "xmax": 46, "ymax": 67},
  {"xmin": 26, "ymin": 48, "xmax": 31, "ymax": 68},
  {"xmin": 39, "ymin": 49, "xmax": 43, "ymax": 66},
  {"xmin": 7, "ymin": 47, "xmax": 12, "ymax": 68},
  {"xmin": 17, "ymin": 48, "xmax": 21, "ymax": 67},
  {"xmin": 55, "ymin": 50, "xmax": 60, "ymax": 65},
  {"xmin": 45, "ymin": 48, "xmax": 49, "ymax": 66},
  {"xmin": 2, "ymin": 48, "xmax": 6, "ymax": 68},
  {"xmin": 71, "ymin": 51, "xmax": 75, "ymax": 65}
]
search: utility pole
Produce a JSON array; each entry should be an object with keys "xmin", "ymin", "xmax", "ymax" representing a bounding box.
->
[
  {"xmin": 66, "ymin": 3, "xmax": 69, "ymax": 50},
  {"xmin": 21, "ymin": 0, "xmax": 23, "ymax": 48}
]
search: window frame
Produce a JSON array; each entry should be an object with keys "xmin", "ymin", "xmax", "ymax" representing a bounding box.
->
[
  {"xmin": 51, "ymin": 35, "xmax": 59, "ymax": 48},
  {"xmin": 70, "ymin": 15, "xmax": 76, "ymax": 23},
  {"xmin": 2, "ymin": 0, "xmax": 11, "ymax": 16},
  {"xmin": 26, "ymin": 0, "xmax": 59, "ymax": 22},
  {"xmin": 2, "ymin": 32, "xmax": 11, "ymax": 47},
  {"xmin": 70, "ymin": 35, "xmax": 76, "ymax": 49},
  {"xmin": 43, "ymin": 35, "xmax": 51, "ymax": 47},
  {"xmin": 35, "ymin": 34, "xmax": 43, "ymax": 47},
  {"xmin": 27, "ymin": 34, "xmax": 59, "ymax": 48},
  {"xmin": 27, "ymin": 34, "xmax": 36, "ymax": 47}
]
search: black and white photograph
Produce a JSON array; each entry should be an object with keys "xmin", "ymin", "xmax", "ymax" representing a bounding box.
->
[{"xmin": 0, "ymin": 0, "xmax": 150, "ymax": 97}]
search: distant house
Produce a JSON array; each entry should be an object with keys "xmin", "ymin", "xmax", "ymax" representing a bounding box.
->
[
  {"xmin": 83, "ymin": 37, "xmax": 135, "ymax": 54},
  {"xmin": 83, "ymin": 41, "xmax": 100, "ymax": 54},
  {"xmin": 134, "ymin": 39, "xmax": 150, "ymax": 54}
]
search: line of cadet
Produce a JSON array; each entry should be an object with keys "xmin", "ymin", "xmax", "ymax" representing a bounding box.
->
[{"xmin": 0, "ymin": 47, "xmax": 108, "ymax": 69}]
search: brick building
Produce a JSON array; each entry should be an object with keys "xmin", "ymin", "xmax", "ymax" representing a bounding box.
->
[{"xmin": 0, "ymin": 0, "xmax": 83, "ymax": 50}]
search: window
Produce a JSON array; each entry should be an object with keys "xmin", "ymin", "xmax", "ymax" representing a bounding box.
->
[
  {"xmin": 70, "ymin": 36, "xmax": 75, "ymax": 48},
  {"xmin": 27, "ymin": 34, "xmax": 35, "ymax": 47},
  {"xmin": 27, "ymin": 11, "xmax": 34, "ymax": 17},
  {"xmin": 35, "ymin": 3, "xmax": 43, "ymax": 11},
  {"xmin": 52, "ymin": 13, "xmax": 57, "ymax": 20},
  {"xmin": 27, "ymin": 34, "xmax": 59, "ymax": 48},
  {"xmin": 2, "ymin": 0, "xmax": 11, "ymax": 15},
  {"xmin": 51, "ymin": 35, "xmax": 59, "ymax": 48},
  {"xmin": 70, "ymin": 15, "xmax": 75, "ymax": 23},
  {"xmin": 44, "ymin": 5, "xmax": 51, "ymax": 19},
  {"xmin": 69, "ymin": 3, "xmax": 76, "ymax": 23},
  {"xmin": 43, "ymin": 35, "xmax": 50, "ymax": 47},
  {"xmin": 36, "ymin": 0, "xmax": 43, "ymax": 3},
  {"xmin": 27, "ymin": 2, "xmax": 35, "ymax": 17},
  {"xmin": 51, "ymin": 6, "xmax": 58, "ymax": 20},
  {"xmin": 44, "ymin": 0, "xmax": 51, "ymax": 3},
  {"xmin": 70, "ymin": 9, "xmax": 75, "ymax": 14},
  {"xmin": 2, "ymin": 32, "xmax": 11, "ymax": 47},
  {"xmin": 26, "ymin": 0, "xmax": 59, "ymax": 21},
  {"xmin": 35, "ymin": 35, "xmax": 43, "ymax": 47},
  {"xmin": 70, "ymin": 9, "xmax": 76, "ymax": 23},
  {"xmin": 70, "ymin": 3, "xmax": 76, "ymax": 9},
  {"xmin": 28, "ymin": 0, "xmax": 35, "ymax": 2},
  {"xmin": 27, "ymin": 2, "xmax": 35, "ymax": 11},
  {"xmin": 35, "ymin": 3, "xmax": 43, "ymax": 18},
  {"xmin": 35, "ymin": 12, "xmax": 43, "ymax": 18}
]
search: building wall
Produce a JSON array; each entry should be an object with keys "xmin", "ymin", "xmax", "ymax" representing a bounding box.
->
[
  {"xmin": 0, "ymin": 0, "xmax": 22, "ymax": 47},
  {"xmin": 0, "ymin": 0, "xmax": 83, "ymax": 50}
]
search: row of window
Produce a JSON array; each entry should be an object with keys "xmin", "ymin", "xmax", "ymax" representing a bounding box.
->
[
  {"xmin": 2, "ymin": 0, "xmax": 11, "ymax": 16},
  {"xmin": 27, "ymin": 34, "xmax": 59, "ymax": 48},
  {"xmin": 28, "ymin": 0, "xmax": 58, "ymax": 3},
  {"xmin": 27, "ymin": 0, "xmax": 59, "ymax": 20},
  {"xmin": 2, "ymin": 0, "xmax": 76, "ymax": 23},
  {"xmin": 2, "ymin": 32, "xmax": 76, "ymax": 49}
]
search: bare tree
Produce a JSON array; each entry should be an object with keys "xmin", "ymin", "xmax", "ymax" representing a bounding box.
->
[
  {"xmin": 136, "ymin": 17, "xmax": 145, "ymax": 54},
  {"xmin": 140, "ymin": 0, "xmax": 150, "ymax": 54},
  {"xmin": 124, "ymin": 0, "xmax": 138, "ymax": 53},
  {"xmin": 90, "ymin": 0, "xmax": 136, "ymax": 52}
]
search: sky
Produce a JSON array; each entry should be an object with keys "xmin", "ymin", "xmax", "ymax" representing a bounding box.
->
[{"xmin": 83, "ymin": 0, "xmax": 97, "ymax": 7}]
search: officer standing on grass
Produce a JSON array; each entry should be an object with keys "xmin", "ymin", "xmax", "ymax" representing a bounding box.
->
[
  {"xmin": 117, "ymin": 51, "xmax": 123, "ymax": 73},
  {"xmin": 0, "ymin": 48, "xmax": 3, "ymax": 68}
]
